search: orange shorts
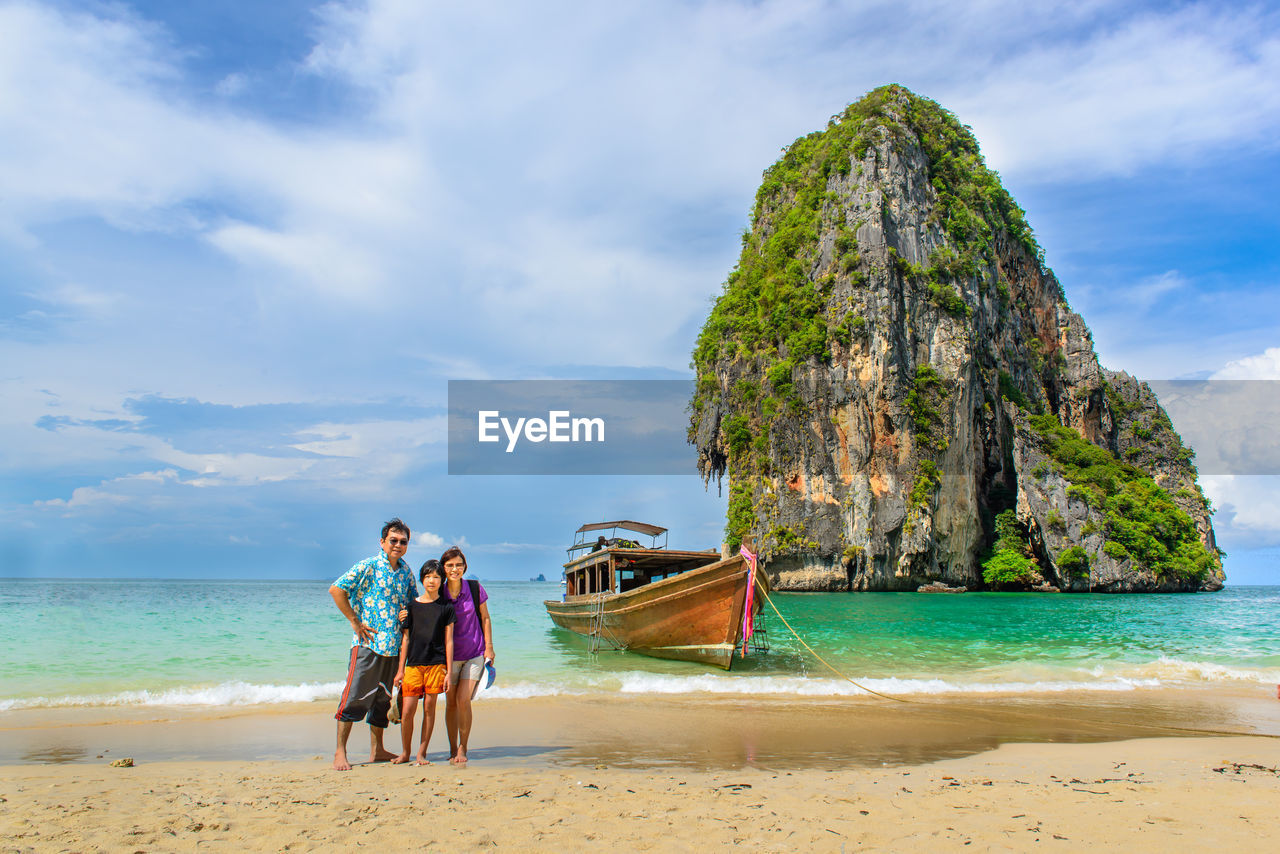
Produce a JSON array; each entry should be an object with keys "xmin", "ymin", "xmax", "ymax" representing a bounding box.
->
[{"xmin": 402, "ymin": 664, "xmax": 448, "ymax": 698}]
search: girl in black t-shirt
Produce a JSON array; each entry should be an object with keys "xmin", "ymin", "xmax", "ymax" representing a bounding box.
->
[{"xmin": 392, "ymin": 560, "xmax": 456, "ymax": 765}]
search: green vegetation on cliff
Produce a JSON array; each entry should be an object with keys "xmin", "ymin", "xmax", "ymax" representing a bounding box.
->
[
  {"xmin": 1029, "ymin": 414, "xmax": 1218, "ymax": 582},
  {"xmin": 1057, "ymin": 545, "xmax": 1089, "ymax": 578},
  {"xmin": 981, "ymin": 510, "xmax": 1038, "ymax": 587},
  {"xmin": 907, "ymin": 364, "xmax": 948, "ymax": 450}
]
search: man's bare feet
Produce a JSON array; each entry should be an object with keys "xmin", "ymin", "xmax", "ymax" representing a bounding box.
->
[
  {"xmin": 390, "ymin": 752, "xmax": 410, "ymax": 765},
  {"xmin": 333, "ymin": 751, "xmax": 352, "ymax": 771},
  {"xmin": 371, "ymin": 748, "xmax": 398, "ymax": 763}
]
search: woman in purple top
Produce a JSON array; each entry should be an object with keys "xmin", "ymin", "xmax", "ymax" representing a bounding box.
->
[{"xmin": 439, "ymin": 546, "xmax": 493, "ymax": 765}]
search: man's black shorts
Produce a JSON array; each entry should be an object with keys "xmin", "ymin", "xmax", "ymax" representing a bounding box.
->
[{"xmin": 334, "ymin": 646, "xmax": 398, "ymax": 728}]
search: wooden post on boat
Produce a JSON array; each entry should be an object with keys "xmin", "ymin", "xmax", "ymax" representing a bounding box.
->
[{"xmin": 749, "ymin": 535, "xmax": 774, "ymax": 653}]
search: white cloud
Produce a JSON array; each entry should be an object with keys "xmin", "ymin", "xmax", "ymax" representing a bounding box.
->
[
  {"xmin": 0, "ymin": 1, "xmax": 436, "ymax": 299},
  {"xmin": 1201, "ymin": 475, "xmax": 1280, "ymax": 549},
  {"xmin": 206, "ymin": 224, "xmax": 384, "ymax": 298},
  {"xmin": 43, "ymin": 486, "xmax": 126, "ymax": 509},
  {"xmin": 403, "ymin": 352, "xmax": 494, "ymax": 381},
  {"xmin": 17, "ymin": 409, "xmax": 450, "ymax": 516},
  {"xmin": 26, "ymin": 283, "xmax": 122, "ymax": 315},
  {"xmin": 163, "ymin": 419, "xmax": 449, "ymax": 492},
  {"xmin": 415, "ymin": 532, "xmax": 468, "ymax": 550},
  {"xmin": 414, "ymin": 535, "xmax": 471, "ymax": 555},
  {"xmin": 0, "ymin": 3, "xmax": 220, "ymax": 231},
  {"xmin": 177, "ymin": 452, "xmax": 317, "ymax": 487},
  {"xmin": 214, "ymin": 72, "xmax": 247, "ymax": 98},
  {"xmin": 290, "ymin": 417, "xmax": 446, "ymax": 458},
  {"xmin": 415, "ymin": 531, "xmax": 445, "ymax": 548},
  {"xmin": 1213, "ymin": 347, "xmax": 1280, "ymax": 380},
  {"xmin": 1127, "ymin": 271, "xmax": 1187, "ymax": 311},
  {"xmin": 944, "ymin": 4, "xmax": 1280, "ymax": 180},
  {"xmin": 35, "ymin": 468, "xmax": 180, "ymax": 510}
]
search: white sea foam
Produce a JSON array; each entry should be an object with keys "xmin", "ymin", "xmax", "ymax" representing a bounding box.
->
[
  {"xmin": 3, "ymin": 657, "xmax": 1277, "ymax": 711},
  {"xmin": 1149, "ymin": 656, "xmax": 1280, "ymax": 683},
  {"xmin": 0, "ymin": 680, "xmax": 344, "ymax": 712}
]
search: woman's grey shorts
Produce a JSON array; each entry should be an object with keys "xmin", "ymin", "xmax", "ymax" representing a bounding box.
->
[{"xmin": 449, "ymin": 655, "xmax": 486, "ymax": 684}]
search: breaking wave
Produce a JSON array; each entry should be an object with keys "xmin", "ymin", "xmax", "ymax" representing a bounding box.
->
[
  {"xmin": 0, "ymin": 680, "xmax": 344, "ymax": 712},
  {"xmin": 3, "ymin": 657, "xmax": 1277, "ymax": 710}
]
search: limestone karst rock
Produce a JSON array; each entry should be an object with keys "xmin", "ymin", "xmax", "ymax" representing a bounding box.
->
[{"xmin": 690, "ymin": 85, "xmax": 1223, "ymax": 593}]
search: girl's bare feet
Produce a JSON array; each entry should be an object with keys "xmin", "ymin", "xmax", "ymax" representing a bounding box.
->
[{"xmin": 414, "ymin": 756, "xmax": 432, "ymax": 766}]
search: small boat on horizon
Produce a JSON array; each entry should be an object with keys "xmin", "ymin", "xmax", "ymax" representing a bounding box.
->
[{"xmin": 542, "ymin": 520, "xmax": 769, "ymax": 670}]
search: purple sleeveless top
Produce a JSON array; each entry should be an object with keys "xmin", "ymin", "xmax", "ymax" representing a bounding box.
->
[{"xmin": 441, "ymin": 579, "xmax": 488, "ymax": 661}]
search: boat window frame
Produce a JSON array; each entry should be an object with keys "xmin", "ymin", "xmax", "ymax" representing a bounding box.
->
[{"xmin": 558, "ymin": 536, "xmax": 725, "ymax": 601}]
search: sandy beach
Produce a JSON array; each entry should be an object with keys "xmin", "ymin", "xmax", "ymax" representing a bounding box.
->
[
  {"xmin": 3, "ymin": 691, "xmax": 1279, "ymax": 851},
  {"xmin": 3, "ymin": 735, "xmax": 1278, "ymax": 851}
]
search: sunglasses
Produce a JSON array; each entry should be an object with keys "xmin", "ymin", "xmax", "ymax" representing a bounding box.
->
[{"xmin": 387, "ymin": 537, "xmax": 409, "ymax": 547}]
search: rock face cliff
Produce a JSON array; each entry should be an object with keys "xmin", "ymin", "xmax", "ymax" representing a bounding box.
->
[{"xmin": 690, "ymin": 85, "xmax": 1223, "ymax": 593}]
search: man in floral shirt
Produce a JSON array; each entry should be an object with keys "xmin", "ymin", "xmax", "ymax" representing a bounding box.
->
[{"xmin": 329, "ymin": 517, "xmax": 417, "ymax": 771}]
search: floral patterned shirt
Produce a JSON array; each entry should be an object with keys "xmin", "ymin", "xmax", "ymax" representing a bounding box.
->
[{"xmin": 332, "ymin": 553, "xmax": 417, "ymax": 657}]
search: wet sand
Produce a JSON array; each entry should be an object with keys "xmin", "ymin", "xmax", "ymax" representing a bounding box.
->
[
  {"xmin": 3, "ymin": 690, "xmax": 1279, "ymax": 851},
  {"xmin": 2, "ymin": 688, "xmax": 1278, "ymax": 769}
]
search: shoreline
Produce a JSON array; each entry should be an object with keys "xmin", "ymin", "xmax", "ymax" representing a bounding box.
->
[{"xmin": 3, "ymin": 686, "xmax": 1278, "ymax": 770}]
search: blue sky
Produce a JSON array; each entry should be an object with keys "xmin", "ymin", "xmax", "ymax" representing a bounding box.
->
[{"xmin": 2, "ymin": 0, "xmax": 1279, "ymax": 583}]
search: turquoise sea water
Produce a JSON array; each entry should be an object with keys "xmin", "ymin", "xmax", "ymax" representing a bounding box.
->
[{"xmin": 3, "ymin": 580, "xmax": 1279, "ymax": 710}]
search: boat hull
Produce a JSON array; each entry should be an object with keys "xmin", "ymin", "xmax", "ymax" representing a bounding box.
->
[{"xmin": 543, "ymin": 555, "xmax": 767, "ymax": 669}]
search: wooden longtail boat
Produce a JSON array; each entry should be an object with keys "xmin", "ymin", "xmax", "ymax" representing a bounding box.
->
[{"xmin": 543, "ymin": 521, "xmax": 769, "ymax": 670}]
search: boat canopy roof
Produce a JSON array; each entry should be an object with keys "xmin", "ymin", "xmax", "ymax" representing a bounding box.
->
[{"xmin": 575, "ymin": 520, "xmax": 667, "ymax": 537}]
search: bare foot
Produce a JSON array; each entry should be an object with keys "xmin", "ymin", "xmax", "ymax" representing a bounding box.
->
[
  {"xmin": 371, "ymin": 748, "xmax": 398, "ymax": 763},
  {"xmin": 390, "ymin": 753, "xmax": 410, "ymax": 765},
  {"xmin": 414, "ymin": 756, "xmax": 432, "ymax": 766},
  {"xmin": 450, "ymin": 752, "xmax": 468, "ymax": 766},
  {"xmin": 333, "ymin": 751, "xmax": 352, "ymax": 771}
]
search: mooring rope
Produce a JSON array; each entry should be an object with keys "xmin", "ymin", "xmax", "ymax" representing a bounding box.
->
[{"xmin": 758, "ymin": 584, "xmax": 912, "ymax": 703}]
